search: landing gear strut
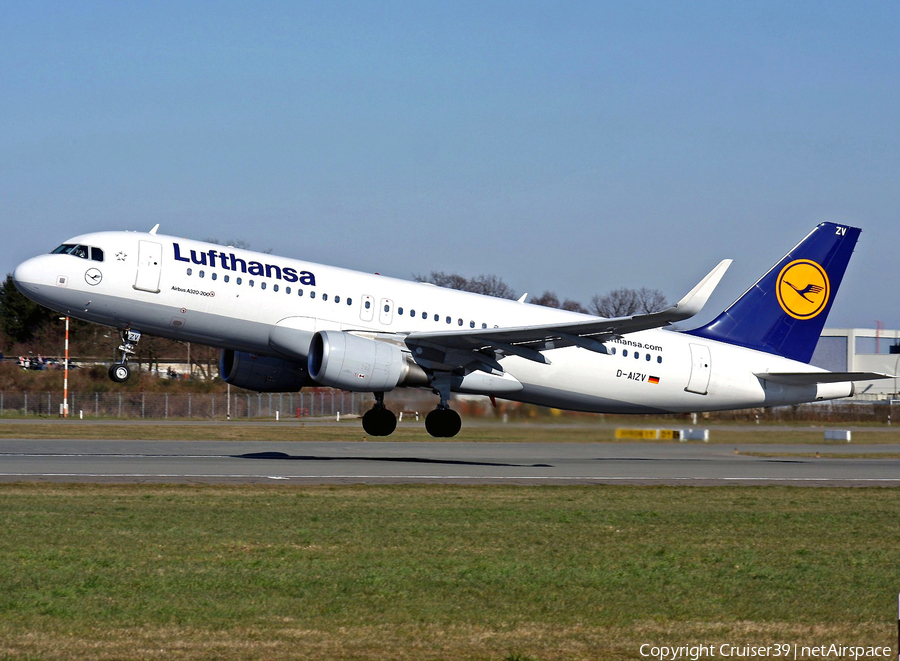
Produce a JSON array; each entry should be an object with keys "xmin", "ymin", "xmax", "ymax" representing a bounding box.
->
[
  {"xmin": 108, "ymin": 328, "xmax": 141, "ymax": 383},
  {"xmin": 362, "ymin": 392, "xmax": 397, "ymax": 437},
  {"xmin": 425, "ymin": 372, "xmax": 461, "ymax": 438}
]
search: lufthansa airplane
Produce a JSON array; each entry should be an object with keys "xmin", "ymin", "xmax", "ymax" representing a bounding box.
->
[{"xmin": 12, "ymin": 222, "xmax": 888, "ymax": 437}]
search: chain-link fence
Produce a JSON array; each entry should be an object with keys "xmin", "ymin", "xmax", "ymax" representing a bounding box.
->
[
  {"xmin": 1, "ymin": 389, "xmax": 898, "ymax": 423},
  {"xmin": 0, "ymin": 389, "xmax": 381, "ymax": 419}
]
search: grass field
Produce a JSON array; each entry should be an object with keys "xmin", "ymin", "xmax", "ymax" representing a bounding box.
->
[
  {"xmin": 2, "ymin": 419, "xmax": 900, "ymax": 445},
  {"xmin": 1, "ymin": 484, "xmax": 898, "ymax": 660}
]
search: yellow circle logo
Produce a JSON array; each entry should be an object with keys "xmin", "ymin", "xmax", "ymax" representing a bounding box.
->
[{"xmin": 776, "ymin": 259, "xmax": 830, "ymax": 320}]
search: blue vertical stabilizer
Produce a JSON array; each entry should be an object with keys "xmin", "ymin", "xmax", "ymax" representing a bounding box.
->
[{"xmin": 687, "ymin": 222, "xmax": 860, "ymax": 363}]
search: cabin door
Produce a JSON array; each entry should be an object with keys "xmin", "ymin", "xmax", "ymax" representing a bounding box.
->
[
  {"xmin": 134, "ymin": 241, "xmax": 162, "ymax": 293},
  {"xmin": 685, "ymin": 343, "xmax": 711, "ymax": 395}
]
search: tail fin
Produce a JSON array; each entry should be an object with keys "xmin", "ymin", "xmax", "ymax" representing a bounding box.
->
[{"xmin": 688, "ymin": 222, "xmax": 860, "ymax": 363}]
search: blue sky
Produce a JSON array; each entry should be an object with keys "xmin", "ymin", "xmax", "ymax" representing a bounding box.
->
[{"xmin": 2, "ymin": 1, "xmax": 898, "ymax": 328}]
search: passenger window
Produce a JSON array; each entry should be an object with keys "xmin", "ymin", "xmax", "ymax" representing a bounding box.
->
[
  {"xmin": 298, "ymin": 289, "xmax": 303, "ymax": 296},
  {"xmin": 261, "ymin": 282, "xmax": 266, "ymax": 290},
  {"xmin": 91, "ymin": 247, "xmax": 104, "ymax": 262},
  {"xmin": 286, "ymin": 286, "xmax": 291, "ymax": 294},
  {"xmin": 398, "ymin": 307, "xmax": 404, "ymax": 315},
  {"xmin": 482, "ymin": 323, "xmax": 487, "ymax": 329},
  {"xmin": 310, "ymin": 291, "xmax": 315, "ymax": 298},
  {"xmin": 410, "ymin": 309, "xmax": 415, "ymax": 317},
  {"xmin": 187, "ymin": 268, "xmax": 192, "ymax": 276},
  {"xmin": 335, "ymin": 295, "xmax": 340, "ymax": 303},
  {"xmin": 635, "ymin": 352, "xmax": 640, "ymax": 359},
  {"xmin": 347, "ymin": 298, "xmax": 352, "ymax": 305},
  {"xmin": 657, "ymin": 356, "xmax": 662, "ymax": 363},
  {"xmin": 384, "ymin": 304, "xmax": 390, "ymax": 312},
  {"xmin": 199, "ymin": 271, "xmax": 205, "ymax": 278},
  {"xmin": 211, "ymin": 272, "xmax": 217, "ymax": 281},
  {"xmin": 249, "ymin": 280, "xmax": 254, "ymax": 287},
  {"xmin": 422, "ymin": 312, "xmax": 427, "ymax": 319},
  {"xmin": 458, "ymin": 319, "xmax": 463, "ymax": 326},
  {"xmin": 273, "ymin": 284, "xmax": 278, "ymax": 292},
  {"xmin": 646, "ymin": 354, "xmax": 651, "ymax": 361},
  {"xmin": 237, "ymin": 277, "xmax": 242, "ymax": 285},
  {"xmin": 434, "ymin": 314, "xmax": 439, "ymax": 322},
  {"xmin": 224, "ymin": 275, "xmax": 230, "ymax": 283},
  {"xmin": 623, "ymin": 350, "xmax": 628, "ymax": 357},
  {"xmin": 365, "ymin": 300, "xmax": 370, "ymax": 309},
  {"xmin": 322, "ymin": 293, "xmax": 327, "ymax": 301},
  {"xmin": 446, "ymin": 316, "xmax": 451, "ymax": 324},
  {"xmin": 470, "ymin": 321, "xmax": 475, "ymax": 328},
  {"xmin": 610, "ymin": 347, "xmax": 616, "ymax": 355}
]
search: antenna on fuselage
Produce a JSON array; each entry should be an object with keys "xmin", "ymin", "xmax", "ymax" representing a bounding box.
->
[{"xmin": 149, "ymin": 224, "xmax": 160, "ymax": 235}]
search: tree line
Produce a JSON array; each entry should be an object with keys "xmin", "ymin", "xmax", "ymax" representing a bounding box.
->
[{"xmin": 414, "ymin": 271, "xmax": 667, "ymax": 317}]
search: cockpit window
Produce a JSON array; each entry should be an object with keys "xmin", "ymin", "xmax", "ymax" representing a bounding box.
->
[
  {"xmin": 52, "ymin": 244, "xmax": 103, "ymax": 260},
  {"xmin": 52, "ymin": 244, "xmax": 90, "ymax": 259}
]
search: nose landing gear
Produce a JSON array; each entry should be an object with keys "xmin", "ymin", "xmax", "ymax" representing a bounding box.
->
[{"xmin": 108, "ymin": 329, "xmax": 141, "ymax": 383}]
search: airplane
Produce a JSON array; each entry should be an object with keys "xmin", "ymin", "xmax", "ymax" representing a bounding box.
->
[{"xmin": 12, "ymin": 222, "xmax": 889, "ymax": 437}]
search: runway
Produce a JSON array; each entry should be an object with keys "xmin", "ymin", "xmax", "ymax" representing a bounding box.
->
[{"xmin": 1, "ymin": 439, "xmax": 899, "ymax": 485}]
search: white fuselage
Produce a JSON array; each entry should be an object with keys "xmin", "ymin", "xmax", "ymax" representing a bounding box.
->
[{"xmin": 13, "ymin": 230, "xmax": 848, "ymax": 413}]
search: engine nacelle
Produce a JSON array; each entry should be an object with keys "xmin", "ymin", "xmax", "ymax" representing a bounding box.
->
[
  {"xmin": 219, "ymin": 349, "xmax": 310, "ymax": 392},
  {"xmin": 308, "ymin": 331, "xmax": 426, "ymax": 391}
]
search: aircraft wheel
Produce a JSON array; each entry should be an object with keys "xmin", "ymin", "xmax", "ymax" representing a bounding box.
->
[
  {"xmin": 362, "ymin": 407, "xmax": 397, "ymax": 436},
  {"xmin": 378, "ymin": 408, "xmax": 397, "ymax": 436},
  {"xmin": 108, "ymin": 363, "xmax": 131, "ymax": 383},
  {"xmin": 425, "ymin": 408, "xmax": 461, "ymax": 438}
]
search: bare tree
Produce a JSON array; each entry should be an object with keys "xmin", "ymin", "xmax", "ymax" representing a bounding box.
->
[
  {"xmin": 414, "ymin": 272, "xmax": 517, "ymax": 300},
  {"xmin": 531, "ymin": 291, "xmax": 561, "ymax": 308},
  {"xmin": 590, "ymin": 287, "xmax": 667, "ymax": 317},
  {"xmin": 531, "ymin": 291, "xmax": 588, "ymax": 313},
  {"xmin": 561, "ymin": 299, "xmax": 588, "ymax": 313},
  {"xmin": 205, "ymin": 238, "xmax": 273, "ymax": 254}
]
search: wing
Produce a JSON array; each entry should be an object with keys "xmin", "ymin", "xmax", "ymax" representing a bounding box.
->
[{"xmin": 404, "ymin": 259, "xmax": 732, "ymax": 372}]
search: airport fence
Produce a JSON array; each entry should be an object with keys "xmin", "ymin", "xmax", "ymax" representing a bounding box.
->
[
  {"xmin": 0, "ymin": 389, "xmax": 385, "ymax": 420},
  {"xmin": 0, "ymin": 390, "xmax": 897, "ymax": 423}
]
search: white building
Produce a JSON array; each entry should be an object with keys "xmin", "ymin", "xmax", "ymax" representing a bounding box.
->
[{"xmin": 812, "ymin": 328, "xmax": 900, "ymax": 399}]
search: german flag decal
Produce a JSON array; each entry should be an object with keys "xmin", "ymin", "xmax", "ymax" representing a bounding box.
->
[{"xmin": 648, "ymin": 376, "xmax": 660, "ymax": 384}]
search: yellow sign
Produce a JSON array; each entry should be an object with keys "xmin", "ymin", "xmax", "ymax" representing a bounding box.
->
[
  {"xmin": 615, "ymin": 428, "xmax": 682, "ymax": 440},
  {"xmin": 775, "ymin": 259, "xmax": 830, "ymax": 320}
]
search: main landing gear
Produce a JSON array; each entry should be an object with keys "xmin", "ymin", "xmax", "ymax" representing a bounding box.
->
[
  {"xmin": 424, "ymin": 372, "xmax": 461, "ymax": 438},
  {"xmin": 425, "ymin": 406, "xmax": 461, "ymax": 438},
  {"xmin": 362, "ymin": 392, "xmax": 398, "ymax": 437},
  {"xmin": 360, "ymin": 374, "xmax": 463, "ymax": 438},
  {"xmin": 108, "ymin": 329, "xmax": 141, "ymax": 383}
]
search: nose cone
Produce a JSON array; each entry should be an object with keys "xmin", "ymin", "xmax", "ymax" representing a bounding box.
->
[{"xmin": 12, "ymin": 256, "xmax": 45, "ymax": 294}]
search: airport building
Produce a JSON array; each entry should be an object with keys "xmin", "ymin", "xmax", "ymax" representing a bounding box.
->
[{"xmin": 813, "ymin": 328, "xmax": 900, "ymax": 399}]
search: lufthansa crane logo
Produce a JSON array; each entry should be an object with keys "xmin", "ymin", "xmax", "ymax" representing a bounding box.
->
[
  {"xmin": 84, "ymin": 268, "xmax": 103, "ymax": 286},
  {"xmin": 776, "ymin": 259, "xmax": 830, "ymax": 320}
]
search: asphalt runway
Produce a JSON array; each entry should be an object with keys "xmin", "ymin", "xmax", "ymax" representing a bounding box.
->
[{"xmin": 1, "ymin": 439, "xmax": 899, "ymax": 486}]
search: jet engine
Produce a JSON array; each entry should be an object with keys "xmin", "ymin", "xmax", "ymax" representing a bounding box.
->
[
  {"xmin": 307, "ymin": 330, "xmax": 427, "ymax": 391},
  {"xmin": 219, "ymin": 349, "xmax": 310, "ymax": 392}
]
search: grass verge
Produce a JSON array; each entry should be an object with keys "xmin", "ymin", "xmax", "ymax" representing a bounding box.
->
[
  {"xmin": 1, "ymin": 420, "xmax": 900, "ymax": 444},
  {"xmin": 0, "ymin": 484, "xmax": 898, "ymax": 660}
]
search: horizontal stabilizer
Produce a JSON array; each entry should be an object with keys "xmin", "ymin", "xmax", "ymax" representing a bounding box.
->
[{"xmin": 755, "ymin": 371, "xmax": 893, "ymax": 386}]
